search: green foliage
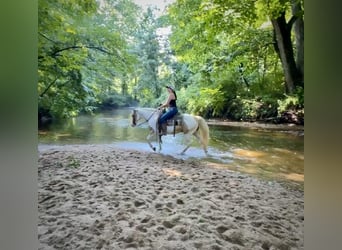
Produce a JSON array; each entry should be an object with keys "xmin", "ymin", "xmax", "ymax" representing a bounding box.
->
[
  {"xmin": 38, "ymin": 0, "xmax": 304, "ymax": 124},
  {"xmin": 227, "ymin": 98, "xmax": 258, "ymax": 120},
  {"xmin": 218, "ymin": 96, "xmax": 277, "ymax": 121},
  {"xmin": 38, "ymin": 0, "xmax": 140, "ymax": 119},
  {"xmin": 180, "ymin": 71, "xmax": 237, "ymax": 118},
  {"xmin": 130, "ymin": 7, "xmax": 163, "ymax": 104},
  {"xmin": 257, "ymin": 0, "xmax": 291, "ymax": 19},
  {"xmin": 165, "ymin": 0, "xmax": 303, "ymax": 122},
  {"xmin": 98, "ymin": 92, "xmax": 134, "ymax": 109},
  {"xmin": 276, "ymin": 86, "xmax": 304, "ymax": 124},
  {"xmin": 277, "ymin": 86, "xmax": 304, "ymax": 113}
]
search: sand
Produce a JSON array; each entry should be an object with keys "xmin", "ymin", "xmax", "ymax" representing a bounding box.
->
[{"xmin": 38, "ymin": 144, "xmax": 304, "ymax": 250}]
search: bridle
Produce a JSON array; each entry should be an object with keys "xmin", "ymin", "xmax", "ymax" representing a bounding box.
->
[
  {"xmin": 131, "ymin": 110, "xmax": 137, "ymax": 126},
  {"xmin": 131, "ymin": 109, "xmax": 159, "ymax": 127}
]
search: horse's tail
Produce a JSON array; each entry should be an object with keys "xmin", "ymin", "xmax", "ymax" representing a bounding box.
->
[{"xmin": 195, "ymin": 116, "xmax": 210, "ymax": 151}]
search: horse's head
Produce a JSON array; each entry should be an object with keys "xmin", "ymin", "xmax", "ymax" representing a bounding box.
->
[
  {"xmin": 131, "ymin": 109, "xmax": 138, "ymax": 127},
  {"xmin": 131, "ymin": 108, "xmax": 160, "ymax": 128}
]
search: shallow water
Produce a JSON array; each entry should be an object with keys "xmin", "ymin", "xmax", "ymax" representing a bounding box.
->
[{"xmin": 38, "ymin": 108, "xmax": 304, "ymax": 189}]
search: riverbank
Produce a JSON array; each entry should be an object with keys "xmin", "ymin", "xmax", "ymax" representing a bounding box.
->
[
  {"xmin": 38, "ymin": 144, "xmax": 303, "ymax": 249},
  {"xmin": 207, "ymin": 119, "xmax": 304, "ymax": 136}
]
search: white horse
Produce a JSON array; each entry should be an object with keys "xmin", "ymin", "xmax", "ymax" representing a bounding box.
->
[{"xmin": 130, "ymin": 108, "xmax": 209, "ymax": 155}]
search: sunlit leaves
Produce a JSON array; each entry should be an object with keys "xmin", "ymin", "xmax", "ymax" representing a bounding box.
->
[
  {"xmin": 258, "ymin": 0, "xmax": 291, "ymax": 19},
  {"xmin": 166, "ymin": 0, "xmax": 301, "ymax": 118},
  {"xmin": 131, "ymin": 7, "xmax": 163, "ymax": 103},
  {"xmin": 38, "ymin": 0, "xmax": 140, "ymax": 118}
]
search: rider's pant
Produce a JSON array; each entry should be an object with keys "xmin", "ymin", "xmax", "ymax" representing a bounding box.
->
[{"xmin": 159, "ymin": 107, "xmax": 178, "ymax": 125}]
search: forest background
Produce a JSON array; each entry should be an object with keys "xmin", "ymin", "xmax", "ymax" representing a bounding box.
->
[{"xmin": 38, "ymin": 0, "xmax": 304, "ymax": 126}]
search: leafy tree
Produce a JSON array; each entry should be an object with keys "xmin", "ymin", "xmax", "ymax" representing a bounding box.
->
[
  {"xmin": 38, "ymin": 0, "xmax": 140, "ymax": 119},
  {"xmin": 166, "ymin": 0, "xmax": 303, "ymax": 122},
  {"xmin": 259, "ymin": 0, "xmax": 304, "ymax": 93},
  {"xmin": 130, "ymin": 7, "xmax": 162, "ymax": 106},
  {"xmin": 38, "ymin": 0, "xmax": 303, "ymax": 125}
]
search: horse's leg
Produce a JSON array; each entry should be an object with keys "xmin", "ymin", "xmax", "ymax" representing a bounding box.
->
[
  {"xmin": 180, "ymin": 132, "xmax": 192, "ymax": 155},
  {"xmin": 157, "ymin": 132, "xmax": 162, "ymax": 152},
  {"xmin": 193, "ymin": 130, "xmax": 209, "ymax": 155},
  {"xmin": 147, "ymin": 130, "xmax": 157, "ymax": 151}
]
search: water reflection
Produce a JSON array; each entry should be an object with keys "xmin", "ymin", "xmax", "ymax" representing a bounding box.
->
[{"xmin": 38, "ymin": 108, "xmax": 304, "ymax": 189}]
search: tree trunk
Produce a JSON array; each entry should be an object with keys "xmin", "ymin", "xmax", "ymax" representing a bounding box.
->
[
  {"xmin": 271, "ymin": 12, "xmax": 300, "ymax": 94},
  {"xmin": 292, "ymin": 0, "xmax": 304, "ymax": 87}
]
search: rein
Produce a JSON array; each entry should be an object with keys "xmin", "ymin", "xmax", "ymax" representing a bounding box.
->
[{"xmin": 133, "ymin": 109, "xmax": 159, "ymax": 127}]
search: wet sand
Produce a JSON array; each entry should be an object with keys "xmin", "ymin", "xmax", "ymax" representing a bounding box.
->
[{"xmin": 38, "ymin": 144, "xmax": 304, "ymax": 249}]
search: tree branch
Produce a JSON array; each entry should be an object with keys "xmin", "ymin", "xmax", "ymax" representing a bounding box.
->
[
  {"xmin": 39, "ymin": 32, "xmax": 60, "ymax": 44},
  {"xmin": 287, "ymin": 15, "xmax": 298, "ymax": 31},
  {"xmin": 38, "ymin": 33, "xmax": 113, "ymax": 59},
  {"xmin": 39, "ymin": 78, "xmax": 58, "ymax": 98},
  {"xmin": 51, "ymin": 45, "xmax": 113, "ymax": 57}
]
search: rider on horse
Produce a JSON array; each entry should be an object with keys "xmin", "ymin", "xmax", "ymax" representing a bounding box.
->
[{"xmin": 158, "ymin": 85, "xmax": 178, "ymax": 136}]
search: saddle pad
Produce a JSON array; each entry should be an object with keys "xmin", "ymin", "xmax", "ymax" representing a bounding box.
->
[{"xmin": 167, "ymin": 117, "xmax": 182, "ymax": 126}]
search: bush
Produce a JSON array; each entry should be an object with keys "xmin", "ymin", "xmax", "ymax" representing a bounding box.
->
[
  {"xmin": 98, "ymin": 92, "xmax": 135, "ymax": 110},
  {"xmin": 277, "ymin": 87, "xmax": 304, "ymax": 124}
]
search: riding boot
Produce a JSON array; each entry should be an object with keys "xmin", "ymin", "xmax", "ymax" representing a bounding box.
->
[
  {"xmin": 161, "ymin": 123, "xmax": 167, "ymax": 135},
  {"xmin": 158, "ymin": 123, "xmax": 162, "ymax": 135}
]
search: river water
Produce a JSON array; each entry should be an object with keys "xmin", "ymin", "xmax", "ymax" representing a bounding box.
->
[{"xmin": 38, "ymin": 108, "xmax": 304, "ymax": 189}]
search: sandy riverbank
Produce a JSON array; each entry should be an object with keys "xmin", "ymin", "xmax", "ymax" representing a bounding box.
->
[
  {"xmin": 38, "ymin": 144, "xmax": 304, "ymax": 249},
  {"xmin": 206, "ymin": 120, "xmax": 304, "ymax": 136}
]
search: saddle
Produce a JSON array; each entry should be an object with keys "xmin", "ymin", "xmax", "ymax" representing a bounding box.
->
[
  {"xmin": 166, "ymin": 114, "xmax": 182, "ymax": 127},
  {"xmin": 159, "ymin": 113, "xmax": 183, "ymax": 137}
]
